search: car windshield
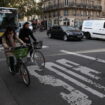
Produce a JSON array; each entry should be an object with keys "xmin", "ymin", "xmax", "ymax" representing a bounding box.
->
[{"xmin": 61, "ymin": 26, "xmax": 75, "ymax": 31}]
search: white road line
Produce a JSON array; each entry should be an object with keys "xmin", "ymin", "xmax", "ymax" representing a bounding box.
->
[
  {"xmin": 0, "ymin": 47, "xmax": 3, "ymax": 50},
  {"xmin": 61, "ymin": 50, "xmax": 105, "ymax": 64},
  {"xmin": 56, "ymin": 59, "xmax": 100, "ymax": 79},
  {"xmin": 28, "ymin": 66, "xmax": 92, "ymax": 105},
  {"xmin": 46, "ymin": 62, "xmax": 105, "ymax": 98},
  {"xmin": 42, "ymin": 45, "xmax": 48, "ymax": 48},
  {"xmin": 75, "ymin": 48, "xmax": 105, "ymax": 54}
]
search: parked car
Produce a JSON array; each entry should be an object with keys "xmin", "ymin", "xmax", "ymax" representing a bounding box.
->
[{"xmin": 47, "ymin": 26, "xmax": 84, "ymax": 41}]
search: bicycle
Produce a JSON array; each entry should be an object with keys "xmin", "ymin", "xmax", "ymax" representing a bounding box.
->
[
  {"xmin": 28, "ymin": 41, "xmax": 45, "ymax": 70},
  {"xmin": 6, "ymin": 46, "xmax": 30, "ymax": 86}
]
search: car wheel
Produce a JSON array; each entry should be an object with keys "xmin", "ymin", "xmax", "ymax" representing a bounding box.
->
[
  {"xmin": 63, "ymin": 35, "xmax": 68, "ymax": 41},
  {"xmin": 48, "ymin": 33, "xmax": 52, "ymax": 38},
  {"xmin": 85, "ymin": 32, "xmax": 91, "ymax": 39}
]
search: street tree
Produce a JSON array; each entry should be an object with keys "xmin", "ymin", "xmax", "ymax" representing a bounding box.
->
[{"xmin": 0, "ymin": 0, "xmax": 43, "ymax": 19}]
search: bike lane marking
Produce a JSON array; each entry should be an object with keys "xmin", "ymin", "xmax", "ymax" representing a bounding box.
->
[
  {"xmin": 56, "ymin": 59, "xmax": 105, "ymax": 90},
  {"xmin": 28, "ymin": 65, "xmax": 92, "ymax": 105},
  {"xmin": 56, "ymin": 59, "xmax": 100, "ymax": 79},
  {"xmin": 45, "ymin": 62, "xmax": 105, "ymax": 98}
]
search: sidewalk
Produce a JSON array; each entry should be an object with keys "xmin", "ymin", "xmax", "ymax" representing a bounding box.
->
[{"xmin": 0, "ymin": 78, "xmax": 18, "ymax": 105}]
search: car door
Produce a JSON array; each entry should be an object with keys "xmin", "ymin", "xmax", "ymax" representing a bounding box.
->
[
  {"xmin": 56, "ymin": 26, "xmax": 63, "ymax": 39},
  {"xmin": 92, "ymin": 21, "xmax": 105, "ymax": 39},
  {"xmin": 99, "ymin": 22, "xmax": 105, "ymax": 39},
  {"xmin": 51, "ymin": 26, "xmax": 57, "ymax": 37}
]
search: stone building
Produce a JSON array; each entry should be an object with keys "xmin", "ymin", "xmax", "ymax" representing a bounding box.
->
[
  {"xmin": 42, "ymin": 0, "xmax": 102, "ymax": 28},
  {"xmin": 101, "ymin": 0, "xmax": 105, "ymax": 17}
]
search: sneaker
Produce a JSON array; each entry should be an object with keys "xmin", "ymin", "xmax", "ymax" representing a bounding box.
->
[{"xmin": 8, "ymin": 67, "xmax": 15, "ymax": 75}]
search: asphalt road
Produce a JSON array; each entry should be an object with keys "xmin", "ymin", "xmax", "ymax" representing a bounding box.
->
[{"xmin": 0, "ymin": 31, "xmax": 105, "ymax": 105}]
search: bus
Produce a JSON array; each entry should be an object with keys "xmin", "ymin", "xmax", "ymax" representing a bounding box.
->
[{"xmin": 0, "ymin": 7, "xmax": 18, "ymax": 43}]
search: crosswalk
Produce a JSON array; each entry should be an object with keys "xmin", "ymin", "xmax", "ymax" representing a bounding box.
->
[{"xmin": 28, "ymin": 50, "xmax": 105, "ymax": 105}]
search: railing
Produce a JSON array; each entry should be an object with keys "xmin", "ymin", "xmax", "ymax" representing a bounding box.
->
[{"xmin": 43, "ymin": 2, "xmax": 102, "ymax": 11}]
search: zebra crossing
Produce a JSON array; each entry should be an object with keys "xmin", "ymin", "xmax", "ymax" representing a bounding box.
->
[{"xmin": 28, "ymin": 50, "xmax": 105, "ymax": 105}]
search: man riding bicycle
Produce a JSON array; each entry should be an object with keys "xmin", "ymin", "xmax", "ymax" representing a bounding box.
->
[{"xmin": 19, "ymin": 22, "xmax": 37, "ymax": 57}]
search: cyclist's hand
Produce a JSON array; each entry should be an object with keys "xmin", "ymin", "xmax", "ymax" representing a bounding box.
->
[
  {"xmin": 25, "ymin": 37, "xmax": 29, "ymax": 40},
  {"xmin": 21, "ymin": 43, "xmax": 26, "ymax": 46},
  {"xmin": 5, "ymin": 47, "xmax": 12, "ymax": 51},
  {"xmin": 23, "ymin": 43, "xmax": 26, "ymax": 46}
]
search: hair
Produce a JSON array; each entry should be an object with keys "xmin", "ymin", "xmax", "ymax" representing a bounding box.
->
[
  {"xmin": 3, "ymin": 26, "xmax": 16, "ymax": 40},
  {"xmin": 23, "ymin": 22, "xmax": 29, "ymax": 28}
]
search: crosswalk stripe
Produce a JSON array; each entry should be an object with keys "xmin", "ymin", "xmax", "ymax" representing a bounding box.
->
[
  {"xmin": 46, "ymin": 62, "xmax": 105, "ymax": 98},
  {"xmin": 56, "ymin": 59, "xmax": 100, "ymax": 79},
  {"xmin": 28, "ymin": 66, "xmax": 92, "ymax": 105},
  {"xmin": 61, "ymin": 50, "xmax": 105, "ymax": 64}
]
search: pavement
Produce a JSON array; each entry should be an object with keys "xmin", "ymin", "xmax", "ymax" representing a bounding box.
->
[{"xmin": 0, "ymin": 78, "xmax": 18, "ymax": 105}]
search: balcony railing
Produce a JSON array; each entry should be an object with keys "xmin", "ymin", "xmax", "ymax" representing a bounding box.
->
[{"xmin": 43, "ymin": 2, "xmax": 102, "ymax": 12}]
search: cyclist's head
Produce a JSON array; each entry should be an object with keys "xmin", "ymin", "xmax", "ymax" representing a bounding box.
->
[
  {"xmin": 3, "ymin": 26, "xmax": 16, "ymax": 39},
  {"xmin": 23, "ymin": 22, "xmax": 29, "ymax": 29}
]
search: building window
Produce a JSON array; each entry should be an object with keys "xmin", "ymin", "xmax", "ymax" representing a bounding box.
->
[
  {"xmin": 65, "ymin": 0, "xmax": 69, "ymax": 5},
  {"xmin": 64, "ymin": 10, "xmax": 68, "ymax": 16},
  {"xmin": 97, "ymin": 12, "xmax": 100, "ymax": 17},
  {"xmin": 81, "ymin": 10, "xmax": 83, "ymax": 16}
]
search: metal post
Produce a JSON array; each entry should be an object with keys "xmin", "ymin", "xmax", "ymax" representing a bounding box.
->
[{"xmin": 58, "ymin": 0, "xmax": 59, "ymax": 25}]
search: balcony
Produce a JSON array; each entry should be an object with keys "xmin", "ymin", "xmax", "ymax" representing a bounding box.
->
[{"xmin": 43, "ymin": 2, "xmax": 102, "ymax": 12}]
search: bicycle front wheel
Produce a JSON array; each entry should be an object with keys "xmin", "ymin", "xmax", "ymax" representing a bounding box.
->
[
  {"xmin": 20, "ymin": 62, "xmax": 30, "ymax": 86},
  {"xmin": 32, "ymin": 51, "xmax": 45, "ymax": 69}
]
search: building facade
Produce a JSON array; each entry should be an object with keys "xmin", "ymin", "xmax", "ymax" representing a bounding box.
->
[
  {"xmin": 42, "ymin": 0, "xmax": 102, "ymax": 28},
  {"xmin": 101, "ymin": 0, "xmax": 105, "ymax": 17}
]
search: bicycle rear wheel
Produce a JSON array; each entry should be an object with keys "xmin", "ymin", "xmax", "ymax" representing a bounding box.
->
[
  {"xmin": 20, "ymin": 62, "xmax": 30, "ymax": 86},
  {"xmin": 32, "ymin": 51, "xmax": 45, "ymax": 69}
]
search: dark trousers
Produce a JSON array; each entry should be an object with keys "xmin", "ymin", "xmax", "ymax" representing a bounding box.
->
[{"xmin": 9, "ymin": 56, "xmax": 15, "ymax": 72}]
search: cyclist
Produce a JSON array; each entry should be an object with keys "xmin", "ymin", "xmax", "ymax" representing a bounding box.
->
[
  {"xmin": 2, "ymin": 27, "xmax": 26, "ymax": 74},
  {"xmin": 19, "ymin": 22, "xmax": 37, "ymax": 57}
]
